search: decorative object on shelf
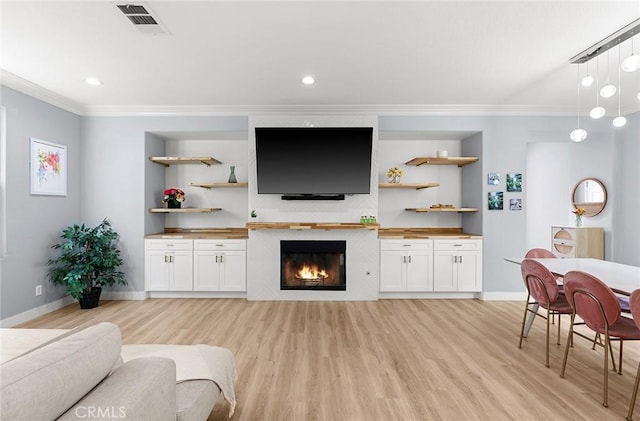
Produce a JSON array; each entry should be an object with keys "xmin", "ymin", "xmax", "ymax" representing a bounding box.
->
[
  {"xmin": 360, "ymin": 215, "xmax": 377, "ymax": 224},
  {"xmin": 228, "ymin": 166, "xmax": 237, "ymax": 183},
  {"xmin": 47, "ymin": 218, "xmax": 126, "ymax": 309},
  {"xmin": 250, "ymin": 210, "xmax": 257, "ymax": 218},
  {"xmin": 506, "ymin": 173, "xmax": 522, "ymax": 192},
  {"xmin": 436, "ymin": 150, "xmax": 448, "ymax": 158},
  {"xmin": 162, "ymin": 188, "xmax": 185, "ymax": 209},
  {"xmin": 488, "ymin": 192, "xmax": 504, "ymax": 210},
  {"xmin": 573, "ymin": 207, "xmax": 586, "ymax": 227},
  {"xmin": 386, "ymin": 167, "xmax": 403, "ymax": 183}
]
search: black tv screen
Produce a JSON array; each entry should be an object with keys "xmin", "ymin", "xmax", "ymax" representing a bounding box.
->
[{"xmin": 255, "ymin": 127, "xmax": 373, "ymax": 195}]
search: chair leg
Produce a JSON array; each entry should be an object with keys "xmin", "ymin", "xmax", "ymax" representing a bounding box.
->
[
  {"xmin": 545, "ymin": 307, "xmax": 551, "ymax": 367},
  {"xmin": 518, "ymin": 297, "xmax": 530, "ymax": 349},
  {"xmin": 626, "ymin": 363, "xmax": 640, "ymax": 420},
  {"xmin": 556, "ymin": 312, "xmax": 562, "ymax": 345},
  {"xmin": 619, "ymin": 340, "xmax": 624, "ymax": 375},
  {"xmin": 561, "ymin": 313, "xmax": 576, "ymax": 378},
  {"xmin": 609, "ymin": 339, "xmax": 618, "ymax": 373},
  {"xmin": 604, "ymin": 335, "xmax": 610, "ymax": 407}
]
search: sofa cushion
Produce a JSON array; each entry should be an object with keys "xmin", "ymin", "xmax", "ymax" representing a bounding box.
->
[{"xmin": 0, "ymin": 322, "xmax": 121, "ymax": 421}]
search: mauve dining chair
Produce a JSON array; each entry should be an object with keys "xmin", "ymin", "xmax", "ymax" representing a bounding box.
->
[
  {"xmin": 625, "ymin": 290, "xmax": 640, "ymax": 420},
  {"xmin": 518, "ymin": 259, "xmax": 573, "ymax": 367},
  {"xmin": 561, "ymin": 271, "xmax": 640, "ymax": 408}
]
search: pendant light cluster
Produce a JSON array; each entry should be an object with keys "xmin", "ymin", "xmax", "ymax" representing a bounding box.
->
[{"xmin": 569, "ymin": 18, "xmax": 640, "ymax": 142}]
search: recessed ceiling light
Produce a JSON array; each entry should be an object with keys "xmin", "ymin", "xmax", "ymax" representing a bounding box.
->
[
  {"xmin": 85, "ymin": 77, "xmax": 103, "ymax": 86},
  {"xmin": 301, "ymin": 76, "xmax": 315, "ymax": 85}
]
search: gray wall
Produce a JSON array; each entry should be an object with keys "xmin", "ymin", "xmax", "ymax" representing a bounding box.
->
[{"xmin": 0, "ymin": 87, "xmax": 81, "ymax": 319}]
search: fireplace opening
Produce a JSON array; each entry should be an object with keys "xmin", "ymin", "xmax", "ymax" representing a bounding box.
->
[{"xmin": 281, "ymin": 240, "xmax": 346, "ymax": 291}]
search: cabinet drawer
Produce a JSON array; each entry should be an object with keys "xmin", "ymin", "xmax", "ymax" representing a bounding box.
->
[
  {"xmin": 552, "ymin": 227, "xmax": 575, "ymax": 242},
  {"xmin": 145, "ymin": 239, "xmax": 193, "ymax": 250},
  {"xmin": 194, "ymin": 239, "xmax": 246, "ymax": 251},
  {"xmin": 433, "ymin": 239, "xmax": 481, "ymax": 251},
  {"xmin": 380, "ymin": 240, "xmax": 433, "ymax": 251}
]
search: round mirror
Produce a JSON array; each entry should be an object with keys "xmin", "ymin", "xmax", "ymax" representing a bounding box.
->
[{"xmin": 572, "ymin": 178, "xmax": 607, "ymax": 216}]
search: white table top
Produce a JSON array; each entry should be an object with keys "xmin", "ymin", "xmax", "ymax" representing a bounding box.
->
[{"xmin": 505, "ymin": 257, "xmax": 640, "ymax": 295}]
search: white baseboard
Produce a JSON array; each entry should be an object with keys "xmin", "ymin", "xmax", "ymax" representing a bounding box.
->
[
  {"xmin": 481, "ymin": 291, "xmax": 527, "ymax": 301},
  {"xmin": 147, "ymin": 291, "xmax": 247, "ymax": 299},
  {"xmin": 0, "ymin": 296, "xmax": 75, "ymax": 327},
  {"xmin": 101, "ymin": 291, "xmax": 148, "ymax": 301}
]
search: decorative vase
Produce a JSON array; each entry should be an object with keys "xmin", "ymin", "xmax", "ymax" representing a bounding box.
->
[
  {"xmin": 575, "ymin": 214, "xmax": 583, "ymax": 227},
  {"xmin": 167, "ymin": 200, "xmax": 181, "ymax": 209},
  {"xmin": 228, "ymin": 166, "xmax": 237, "ymax": 183},
  {"xmin": 387, "ymin": 175, "xmax": 400, "ymax": 184}
]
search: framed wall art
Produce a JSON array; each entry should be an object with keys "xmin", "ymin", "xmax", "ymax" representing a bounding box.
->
[{"xmin": 30, "ymin": 138, "xmax": 67, "ymax": 196}]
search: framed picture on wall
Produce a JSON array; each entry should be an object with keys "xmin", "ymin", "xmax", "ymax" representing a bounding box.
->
[
  {"xmin": 507, "ymin": 173, "xmax": 522, "ymax": 192},
  {"xmin": 488, "ymin": 192, "xmax": 504, "ymax": 210},
  {"xmin": 510, "ymin": 198, "xmax": 523, "ymax": 211},
  {"xmin": 30, "ymin": 138, "xmax": 67, "ymax": 196},
  {"xmin": 488, "ymin": 172, "xmax": 500, "ymax": 185}
]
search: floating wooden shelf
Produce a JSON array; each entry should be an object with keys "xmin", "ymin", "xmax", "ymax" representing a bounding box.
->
[
  {"xmin": 149, "ymin": 156, "xmax": 222, "ymax": 167},
  {"xmin": 379, "ymin": 182, "xmax": 439, "ymax": 190},
  {"xmin": 148, "ymin": 208, "xmax": 222, "ymax": 213},
  {"xmin": 405, "ymin": 157, "xmax": 479, "ymax": 167},
  {"xmin": 405, "ymin": 207, "xmax": 479, "ymax": 213},
  {"xmin": 247, "ymin": 222, "xmax": 379, "ymax": 230},
  {"xmin": 190, "ymin": 182, "xmax": 248, "ymax": 189}
]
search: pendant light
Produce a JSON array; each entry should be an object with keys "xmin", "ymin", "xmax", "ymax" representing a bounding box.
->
[
  {"xmin": 622, "ymin": 35, "xmax": 640, "ymax": 72},
  {"xmin": 600, "ymin": 51, "xmax": 617, "ymax": 98},
  {"xmin": 570, "ymin": 65, "xmax": 588, "ymax": 142},
  {"xmin": 612, "ymin": 45, "xmax": 627, "ymax": 128},
  {"xmin": 581, "ymin": 61, "xmax": 594, "ymax": 87},
  {"xmin": 590, "ymin": 56, "xmax": 606, "ymax": 119}
]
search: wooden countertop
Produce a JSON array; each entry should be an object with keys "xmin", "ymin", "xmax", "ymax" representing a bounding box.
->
[
  {"xmin": 246, "ymin": 222, "xmax": 379, "ymax": 230},
  {"xmin": 378, "ymin": 228, "xmax": 482, "ymax": 239},
  {"xmin": 145, "ymin": 227, "xmax": 248, "ymax": 239}
]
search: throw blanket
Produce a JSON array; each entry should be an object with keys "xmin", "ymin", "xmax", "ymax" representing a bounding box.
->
[{"xmin": 121, "ymin": 344, "xmax": 237, "ymax": 417}]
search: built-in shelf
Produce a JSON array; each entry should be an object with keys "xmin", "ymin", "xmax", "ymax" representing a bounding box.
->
[
  {"xmin": 190, "ymin": 182, "xmax": 248, "ymax": 189},
  {"xmin": 148, "ymin": 208, "xmax": 222, "ymax": 213},
  {"xmin": 149, "ymin": 156, "xmax": 222, "ymax": 167},
  {"xmin": 247, "ymin": 222, "xmax": 379, "ymax": 230},
  {"xmin": 405, "ymin": 207, "xmax": 479, "ymax": 213},
  {"xmin": 405, "ymin": 157, "xmax": 479, "ymax": 167},
  {"xmin": 379, "ymin": 182, "xmax": 439, "ymax": 190}
]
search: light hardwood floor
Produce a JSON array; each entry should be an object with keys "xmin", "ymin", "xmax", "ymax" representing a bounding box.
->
[{"xmin": 18, "ymin": 298, "xmax": 640, "ymax": 420}]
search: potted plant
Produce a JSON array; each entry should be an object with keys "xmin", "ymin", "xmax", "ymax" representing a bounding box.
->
[{"xmin": 47, "ymin": 218, "xmax": 127, "ymax": 309}]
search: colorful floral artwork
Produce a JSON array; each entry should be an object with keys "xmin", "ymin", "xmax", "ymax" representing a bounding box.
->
[{"xmin": 30, "ymin": 138, "xmax": 67, "ymax": 196}]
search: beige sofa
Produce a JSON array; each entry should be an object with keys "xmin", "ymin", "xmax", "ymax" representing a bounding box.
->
[{"xmin": 0, "ymin": 322, "xmax": 233, "ymax": 421}]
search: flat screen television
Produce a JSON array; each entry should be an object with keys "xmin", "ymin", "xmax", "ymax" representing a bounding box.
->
[{"xmin": 255, "ymin": 127, "xmax": 373, "ymax": 198}]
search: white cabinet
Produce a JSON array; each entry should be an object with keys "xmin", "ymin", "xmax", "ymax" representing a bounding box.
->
[
  {"xmin": 145, "ymin": 239, "xmax": 194, "ymax": 291},
  {"xmin": 194, "ymin": 240, "xmax": 246, "ymax": 291},
  {"xmin": 433, "ymin": 239, "xmax": 482, "ymax": 292},
  {"xmin": 380, "ymin": 240, "xmax": 433, "ymax": 292}
]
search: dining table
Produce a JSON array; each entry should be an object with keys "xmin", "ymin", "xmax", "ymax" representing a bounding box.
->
[{"xmin": 505, "ymin": 257, "xmax": 640, "ymax": 336}]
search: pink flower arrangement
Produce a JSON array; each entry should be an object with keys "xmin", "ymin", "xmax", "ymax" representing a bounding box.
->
[{"xmin": 162, "ymin": 188, "xmax": 185, "ymax": 205}]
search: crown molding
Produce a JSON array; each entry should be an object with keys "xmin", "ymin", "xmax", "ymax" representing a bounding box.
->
[
  {"xmin": 82, "ymin": 103, "xmax": 576, "ymax": 117},
  {"xmin": 1, "ymin": 70, "xmax": 85, "ymax": 115},
  {"xmin": 1, "ymin": 70, "xmax": 577, "ymax": 117}
]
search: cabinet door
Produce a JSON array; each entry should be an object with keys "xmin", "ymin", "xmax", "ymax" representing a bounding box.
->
[
  {"xmin": 433, "ymin": 251, "xmax": 456, "ymax": 291},
  {"xmin": 456, "ymin": 251, "xmax": 482, "ymax": 292},
  {"xmin": 220, "ymin": 251, "xmax": 246, "ymax": 291},
  {"xmin": 169, "ymin": 251, "xmax": 193, "ymax": 291},
  {"xmin": 405, "ymin": 251, "xmax": 433, "ymax": 292},
  {"xmin": 145, "ymin": 250, "xmax": 170, "ymax": 291},
  {"xmin": 380, "ymin": 250, "xmax": 406, "ymax": 291},
  {"xmin": 193, "ymin": 251, "xmax": 221, "ymax": 291}
]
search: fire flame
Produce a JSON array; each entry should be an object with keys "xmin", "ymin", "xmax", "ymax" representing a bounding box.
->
[{"xmin": 296, "ymin": 264, "xmax": 328, "ymax": 280}]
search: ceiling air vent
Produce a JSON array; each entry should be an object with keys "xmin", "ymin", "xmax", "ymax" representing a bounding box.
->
[{"xmin": 117, "ymin": 3, "xmax": 168, "ymax": 34}]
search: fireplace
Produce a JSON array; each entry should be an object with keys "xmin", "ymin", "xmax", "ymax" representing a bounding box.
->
[{"xmin": 280, "ymin": 240, "xmax": 346, "ymax": 291}]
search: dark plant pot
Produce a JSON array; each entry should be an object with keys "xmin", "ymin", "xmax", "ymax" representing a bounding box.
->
[
  {"xmin": 79, "ymin": 287, "xmax": 102, "ymax": 309},
  {"xmin": 167, "ymin": 201, "xmax": 181, "ymax": 209}
]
